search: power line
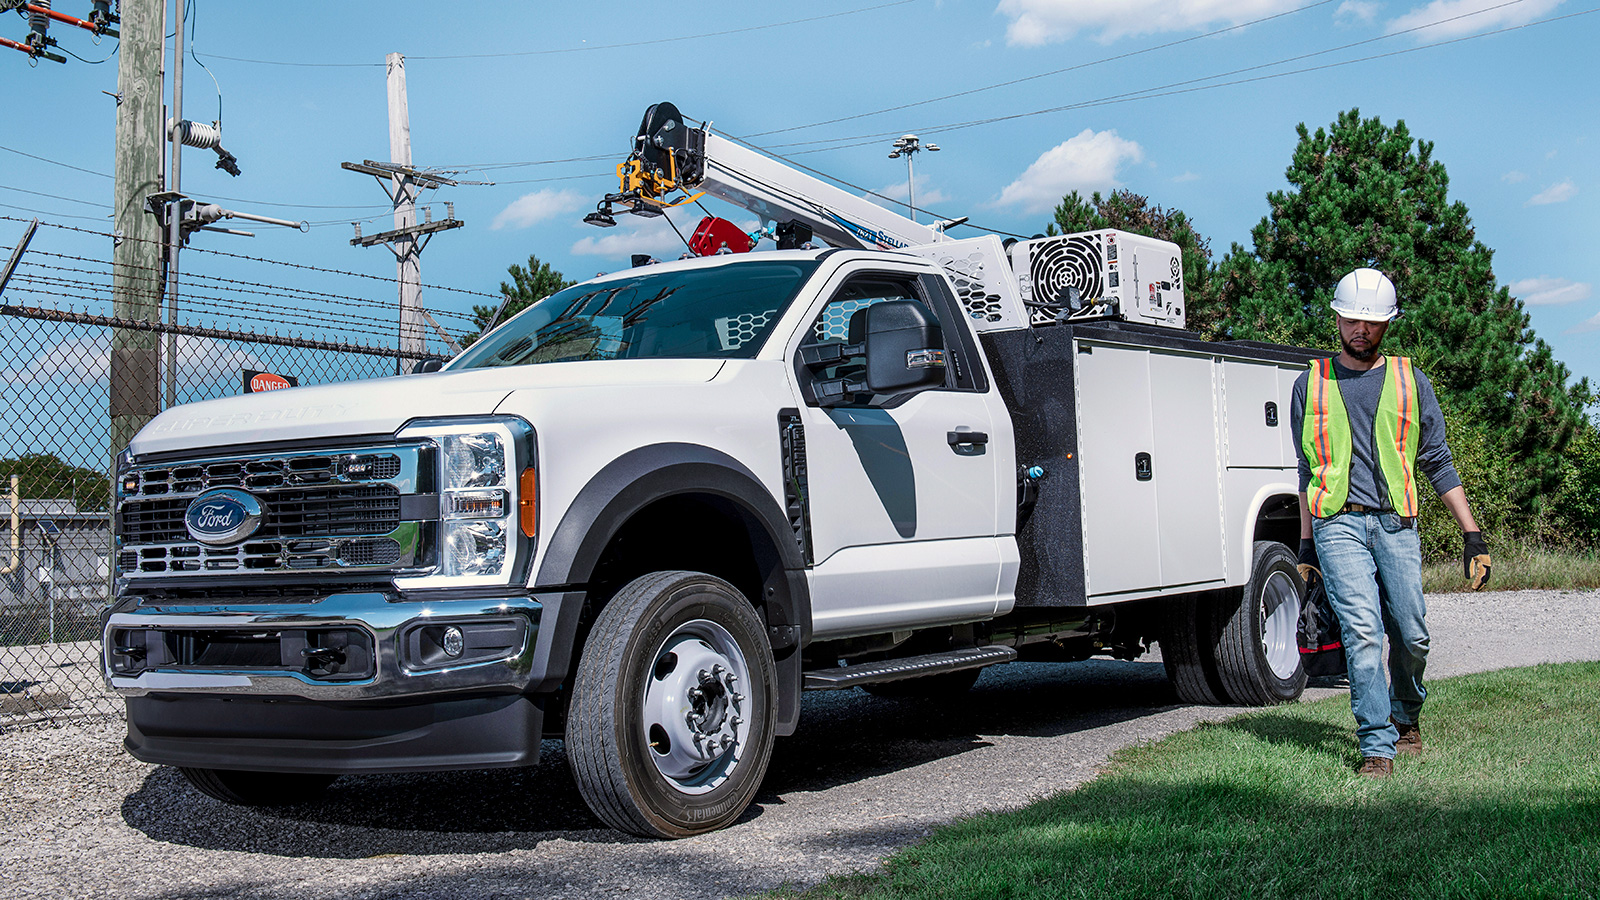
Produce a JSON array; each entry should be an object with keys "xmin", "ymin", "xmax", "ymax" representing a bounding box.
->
[
  {"xmin": 762, "ymin": 0, "xmax": 1590, "ymax": 155},
  {"xmin": 0, "ymin": 144, "xmax": 111, "ymax": 179},
  {"xmin": 741, "ymin": 0, "xmax": 1337, "ymax": 139},
  {"xmin": 0, "ymin": 183, "xmax": 111, "ymax": 209},
  {"xmin": 193, "ymin": 1, "xmax": 919, "ymax": 67}
]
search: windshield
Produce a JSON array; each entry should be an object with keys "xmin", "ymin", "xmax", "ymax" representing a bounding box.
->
[{"xmin": 453, "ymin": 259, "xmax": 820, "ymax": 369}]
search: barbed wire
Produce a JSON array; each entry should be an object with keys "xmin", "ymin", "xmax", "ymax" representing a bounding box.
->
[
  {"xmin": 1, "ymin": 216, "xmax": 500, "ymax": 299},
  {"xmin": 18, "ymin": 249, "xmax": 475, "ymax": 322},
  {"xmin": 7, "ymin": 275, "xmax": 424, "ymax": 341}
]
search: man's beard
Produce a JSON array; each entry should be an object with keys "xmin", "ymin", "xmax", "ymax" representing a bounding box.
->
[{"xmin": 1342, "ymin": 334, "xmax": 1381, "ymax": 362}]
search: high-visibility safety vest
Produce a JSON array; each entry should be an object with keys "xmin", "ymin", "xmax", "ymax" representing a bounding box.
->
[{"xmin": 1302, "ymin": 355, "xmax": 1421, "ymax": 518}]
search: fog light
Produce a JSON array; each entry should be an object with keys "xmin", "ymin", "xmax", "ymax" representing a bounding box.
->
[{"xmin": 442, "ymin": 626, "xmax": 465, "ymax": 659}]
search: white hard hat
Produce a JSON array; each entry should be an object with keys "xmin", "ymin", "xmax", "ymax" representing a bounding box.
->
[{"xmin": 1331, "ymin": 268, "xmax": 1399, "ymax": 322}]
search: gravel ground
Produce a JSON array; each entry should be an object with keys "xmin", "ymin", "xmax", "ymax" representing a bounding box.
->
[{"xmin": 5, "ymin": 588, "xmax": 1598, "ymax": 900}]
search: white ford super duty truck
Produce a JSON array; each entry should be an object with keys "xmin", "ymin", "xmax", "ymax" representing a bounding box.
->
[{"xmin": 105, "ymin": 104, "xmax": 1315, "ymax": 838}]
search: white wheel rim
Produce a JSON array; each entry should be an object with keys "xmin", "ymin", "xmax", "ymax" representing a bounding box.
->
[
  {"xmin": 1260, "ymin": 570, "xmax": 1302, "ymax": 681},
  {"xmin": 640, "ymin": 618, "xmax": 753, "ymax": 795}
]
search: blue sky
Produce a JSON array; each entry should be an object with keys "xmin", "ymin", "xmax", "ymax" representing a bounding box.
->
[{"xmin": 2, "ymin": 0, "xmax": 1596, "ymax": 393}]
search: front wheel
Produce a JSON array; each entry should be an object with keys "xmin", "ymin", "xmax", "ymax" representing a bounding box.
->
[
  {"xmin": 566, "ymin": 571, "xmax": 777, "ymax": 838},
  {"xmin": 1213, "ymin": 541, "xmax": 1307, "ymax": 705}
]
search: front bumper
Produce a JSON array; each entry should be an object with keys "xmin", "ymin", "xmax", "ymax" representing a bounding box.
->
[
  {"xmin": 106, "ymin": 592, "xmax": 543, "ymax": 701},
  {"xmin": 104, "ymin": 589, "xmax": 583, "ymax": 773}
]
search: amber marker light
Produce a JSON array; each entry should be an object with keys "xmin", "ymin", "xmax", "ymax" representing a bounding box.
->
[{"xmin": 518, "ymin": 467, "xmax": 537, "ymax": 538}]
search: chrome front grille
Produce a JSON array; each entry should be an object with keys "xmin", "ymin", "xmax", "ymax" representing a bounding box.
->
[
  {"xmin": 118, "ymin": 445, "xmax": 429, "ymax": 580},
  {"xmin": 121, "ymin": 484, "xmax": 401, "ymax": 545}
]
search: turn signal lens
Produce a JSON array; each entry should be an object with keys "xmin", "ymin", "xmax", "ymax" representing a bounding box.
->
[{"xmin": 518, "ymin": 467, "xmax": 537, "ymax": 538}]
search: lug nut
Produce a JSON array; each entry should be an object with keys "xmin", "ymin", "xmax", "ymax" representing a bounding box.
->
[
  {"xmin": 698, "ymin": 668, "xmax": 715, "ymax": 685},
  {"xmin": 720, "ymin": 735, "xmax": 733, "ymax": 749},
  {"xmin": 687, "ymin": 687, "xmax": 703, "ymax": 701}
]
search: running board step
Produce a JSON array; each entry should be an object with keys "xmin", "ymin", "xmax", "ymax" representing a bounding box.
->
[{"xmin": 802, "ymin": 646, "xmax": 1018, "ymax": 691}]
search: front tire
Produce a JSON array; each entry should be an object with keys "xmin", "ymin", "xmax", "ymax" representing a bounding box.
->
[
  {"xmin": 567, "ymin": 571, "xmax": 777, "ymax": 838},
  {"xmin": 1213, "ymin": 541, "xmax": 1307, "ymax": 705}
]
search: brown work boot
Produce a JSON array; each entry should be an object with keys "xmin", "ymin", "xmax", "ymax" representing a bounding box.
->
[
  {"xmin": 1392, "ymin": 717, "xmax": 1422, "ymax": 756},
  {"xmin": 1357, "ymin": 756, "xmax": 1393, "ymax": 778}
]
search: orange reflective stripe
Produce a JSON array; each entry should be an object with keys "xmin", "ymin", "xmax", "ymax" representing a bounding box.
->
[{"xmin": 1394, "ymin": 357, "xmax": 1418, "ymax": 515}]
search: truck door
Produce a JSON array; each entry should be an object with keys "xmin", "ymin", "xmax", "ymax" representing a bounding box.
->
[{"xmin": 787, "ymin": 267, "xmax": 1012, "ymax": 639}]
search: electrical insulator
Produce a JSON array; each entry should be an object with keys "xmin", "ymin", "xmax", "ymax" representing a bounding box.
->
[
  {"xmin": 26, "ymin": 0, "xmax": 50, "ymax": 50},
  {"xmin": 28, "ymin": 0, "xmax": 49, "ymax": 35},
  {"xmin": 89, "ymin": 0, "xmax": 113, "ymax": 28},
  {"xmin": 170, "ymin": 119, "xmax": 223, "ymax": 151}
]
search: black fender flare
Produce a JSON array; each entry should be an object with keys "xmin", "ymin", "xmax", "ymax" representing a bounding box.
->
[{"xmin": 532, "ymin": 443, "xmax": 810, "ymax": 734}]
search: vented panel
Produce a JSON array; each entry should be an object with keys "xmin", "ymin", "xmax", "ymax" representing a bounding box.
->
[{"xmin": 901, "ymin": 235, "xmax": 1027, "ymax": 333}]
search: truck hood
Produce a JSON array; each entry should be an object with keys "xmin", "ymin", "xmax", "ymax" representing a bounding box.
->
[{"xmin": 129, "ymin": 359, "xmax": 727, "ymax": 457}]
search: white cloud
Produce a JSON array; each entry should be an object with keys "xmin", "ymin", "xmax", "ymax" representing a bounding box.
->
[
  {"xmin": 994, "ymin": 129, "xmax": 1144, "ymax": 214},
  {"xmin": 3, "ymin": 335, "xmax": 263, "ymax": 385},
  {"xmin": 1502, "ymin": 170, "xmax": 1528, "ymax": 183},
  {"xmin": 1385, "ymin": 0, "xmax": 1564, "ymax": 41},
  {"xmin": 1171, "ymin": 171, "xmax": 1200, "ymax": 183},
  {"xmin": 1568, "ymin": 312, "xmax": 1600, "ymax": 335},
  {"xmin": 1336, "ymin": 1, "xmax": 1380, "ymax": 24},
  {"xmin": 996, "ymin": 0, "xmax": 1299, "ymax": 45},
  {"xmin": 1526, "ymin": 180, "xmax": 1578, "ymax": 206},
  {"xmin": 569, "ymin": 216, "xmax": 689, "ymax": 259},
  {"xmin": 873, "ymin": 180, "xmax": 952, "ymax": 212},
  {"xmin": 1510, "ymin": 276, "xmax": 1592, "ymax": 306},
  {"xmin": 490, "ymin": 189, "xmax": 587, "ymax": 230}
]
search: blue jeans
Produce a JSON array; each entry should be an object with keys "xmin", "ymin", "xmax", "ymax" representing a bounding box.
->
[{"xmin": 1312, "ymin": 511, "xmax": 1429, "ymax": 759}]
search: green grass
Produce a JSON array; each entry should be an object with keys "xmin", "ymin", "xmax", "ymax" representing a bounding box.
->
[
  {"xmin": 768, "ymin": 662, "xmax": 1600, "ymax": 900},
  {"xmin": 1422, "ymin": 546, "xmax": 1600, "ymax": 593}
]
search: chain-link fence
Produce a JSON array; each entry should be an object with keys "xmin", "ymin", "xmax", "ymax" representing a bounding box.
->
[{"xmin": 1, "ymin": 217, "xmax": 480, "ymax": 730}]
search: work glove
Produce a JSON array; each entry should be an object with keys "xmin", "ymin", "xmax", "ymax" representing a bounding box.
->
[
  {"xmin": 1297, "ymin": 538, "xmax": 1320, "ymax": 585},
  {"xmin": 1463, "ymin": 531, "xmax": 1491, "ymax": 591}
]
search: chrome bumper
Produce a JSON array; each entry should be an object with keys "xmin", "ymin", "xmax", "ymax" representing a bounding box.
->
[{"xmin": 104, "ymin": 591, "xmax": 542, "ymax": 701}]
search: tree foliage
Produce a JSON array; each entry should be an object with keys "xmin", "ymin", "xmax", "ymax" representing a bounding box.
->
[
  {"xmin": 1212, "ymin": 109, "xmax": 1592, "ymax": 507},
  {"xmin": 0, "ymin": 454, "xmax": 109, "ymax": 511},
  {"xmin": 1046, "ymin": 189, "xmax": 1223, "ymax": 335},
  {"xmin": 463, "ymin": 254, "xmax": 574, "ymax": 347}
]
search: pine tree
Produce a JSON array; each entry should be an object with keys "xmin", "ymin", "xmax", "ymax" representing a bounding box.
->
[
  {"xmin": 463, "ymin": 254, "xmax": 574, "ymax": 346},
  {"xmin": 1046, "ymin": 189, "xmax": 1221, "ymax": 336},
  {"xmin": 1214, "ymin": 109, "xmax": 1591, "ymax": 507}
]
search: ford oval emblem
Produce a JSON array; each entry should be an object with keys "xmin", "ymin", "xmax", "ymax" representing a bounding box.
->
[{"xmin": 184, "ymin": 488, "xmax": 264, "ymax": 546}]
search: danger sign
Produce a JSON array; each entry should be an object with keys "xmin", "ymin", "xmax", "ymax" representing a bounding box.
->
[{"xmin": 243, "ymin": 369, "xmax": 299, "ymax": 393}]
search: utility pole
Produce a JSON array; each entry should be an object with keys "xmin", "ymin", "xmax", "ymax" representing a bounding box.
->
[
  {"xmin": 345, "ymin": 53, "xmax": 462, "ymax": 373},
  {"xmin": 109, "ymin": 0, "xmax": 164, "ymax": 464},
  {"xmin": 162, "ymin": 0, "xmax": 185, "ymax": 408}
]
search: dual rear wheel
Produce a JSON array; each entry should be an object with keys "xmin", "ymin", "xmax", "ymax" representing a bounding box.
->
[{"xmin": 1162, "ymin": 541, "xmax": 1307, "ymax": 706}]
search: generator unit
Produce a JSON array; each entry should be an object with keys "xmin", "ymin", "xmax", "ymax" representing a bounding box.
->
[
  {"xmin": 1011, "ymin": 229, "xmax": 1186, "ymax": 329},
  {"xmin": 903, "ymin": 230, "xmax": 1187, "ymax": 333}
]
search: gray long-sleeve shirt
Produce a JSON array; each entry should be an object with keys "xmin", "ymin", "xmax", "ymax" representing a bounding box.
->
[{"xmin": 1290, "ymin": 356, "xmax": 1462, "ymax": 510}]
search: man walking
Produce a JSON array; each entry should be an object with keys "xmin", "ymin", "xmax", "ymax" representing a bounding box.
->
[{"xmin": 1291, "ymin": 268, "xmax": 1491, "ymax": 779}]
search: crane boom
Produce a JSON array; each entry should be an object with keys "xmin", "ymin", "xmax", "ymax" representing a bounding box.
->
[{"xmin": 585, "ymin": 101, "xmax": 945, "ymax": 250}]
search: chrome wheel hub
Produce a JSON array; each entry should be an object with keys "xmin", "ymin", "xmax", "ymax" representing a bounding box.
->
[
  {"xmin": 1260, "ymin": 570, "xmax": 1303, "ymax": 680},
  {"xmin": 642, "ymin": 619, "xmax": 751, "ymax": 794}
]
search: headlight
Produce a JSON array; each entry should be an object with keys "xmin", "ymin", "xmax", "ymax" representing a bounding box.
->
[{"xmin": 395, "ymin": 418, "xmax": 534, "ymax": 590}]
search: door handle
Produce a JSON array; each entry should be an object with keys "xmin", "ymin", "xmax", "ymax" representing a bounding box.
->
[{"xmin": 947, "ymin": 430, "xmax": 989, "ymax": 446}]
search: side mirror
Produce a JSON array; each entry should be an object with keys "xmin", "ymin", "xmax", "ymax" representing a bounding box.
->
[
  {"xmin": 864, "ymin": 301, "xmax": 945, "ymax": 393},
  {"xmin": 416, "ymin": 357, "xmax": 445, "ymax": 374}
]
